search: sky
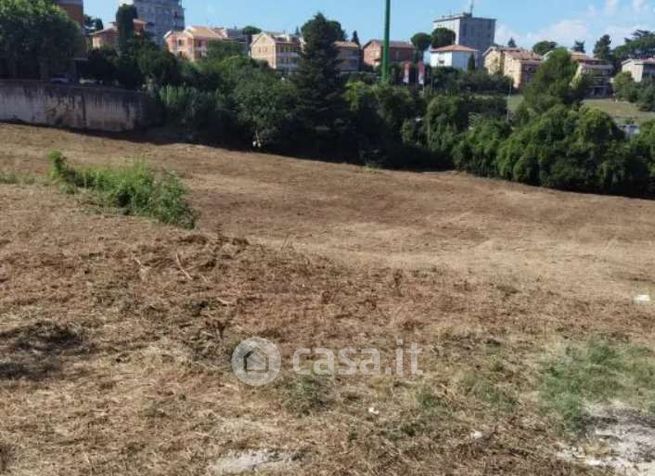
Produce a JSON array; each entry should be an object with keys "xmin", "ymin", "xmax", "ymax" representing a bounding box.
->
[{"xmin": 85, "ymin": 0, "xmax": 654, "ymax": 49}]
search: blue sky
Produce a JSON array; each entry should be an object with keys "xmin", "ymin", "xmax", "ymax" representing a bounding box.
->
[{"xmin": 85, "ymin": 0, "xmax": 652, "ymax": 49}]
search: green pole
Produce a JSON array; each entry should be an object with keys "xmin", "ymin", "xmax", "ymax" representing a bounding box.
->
[{"xmin": 382, "ymin": 0, "xmax": 391, "ymax": 82}]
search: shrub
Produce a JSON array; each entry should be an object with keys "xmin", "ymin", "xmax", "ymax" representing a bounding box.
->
[
  {"xmin": 454, "ymin": 119, "xmax": 511, "ymax": 176},
  {"xmin": 48, "ymin": 151, "xmax": 197, "ymax": 229}
]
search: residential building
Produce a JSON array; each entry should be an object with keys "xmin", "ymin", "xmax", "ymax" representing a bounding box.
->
[
  {"xmin": 361, "ymin": 40, "xmax": 414, "ymax": 69},
  {"xmin": 433, "ymin": 12, "xmax": 495, "ymax": 64},
  {"xmin": 335, "ymin": 41, "xmax": 361, "ymax": 73},
  {"xmin": 250, "ymin": 32, "xmax": 302, "ymax": 74},
  {"xmin": 569, "ymin": 52, "xmax": 613, "ymax": 97},
  {"xmin": 621, "ymin": 58, "xmax": 655, "ymax": 82},
  {"xmin": 484, "ymin": 46, "xmax": 542, "ymax": 89},
  {"xmin": 91, "ymin": 19, "xmax": 147, "ymax": 49},
  {"xmin": 54, "ymin": 0, "xmax": 84, "ymax": 27},
  {"xmin": 430, "ymin": 44, "xmax": 478, "ymax": 70},
  {"xmin": 119, "ymin": 0, "xmax": 185, "ymax": 46},
  {"xmin": 165, "ymin": 26, "xmax": 246, "ymax": 62}
]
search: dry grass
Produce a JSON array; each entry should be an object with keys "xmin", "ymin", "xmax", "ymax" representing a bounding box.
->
[{"xmin": 0, "ymin": 124, "xmax": 654, "ymax": 475}]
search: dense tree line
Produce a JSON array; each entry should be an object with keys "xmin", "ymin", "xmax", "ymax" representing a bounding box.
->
[{"xmin": 4, "ymin": 2, "xmax": 655, "ymax": 200}]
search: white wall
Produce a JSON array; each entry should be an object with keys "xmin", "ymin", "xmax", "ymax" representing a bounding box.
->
[
  {"xmin": 430, "ymin": 51, "xmax": 473, "ymax": 70},
  {"xmin": 0, "ymin": 81, "xmax": 155, "ymax": 132}
]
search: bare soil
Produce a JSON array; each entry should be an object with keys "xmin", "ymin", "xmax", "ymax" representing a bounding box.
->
[{"xmin": 1, "ymin": 124, "xmax": 655, "ymax": 475}]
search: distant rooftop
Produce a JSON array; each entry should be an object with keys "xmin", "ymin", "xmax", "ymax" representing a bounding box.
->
[{"xmin": 435, "ymin": 12, "xmax": 496, "ymax": 22}]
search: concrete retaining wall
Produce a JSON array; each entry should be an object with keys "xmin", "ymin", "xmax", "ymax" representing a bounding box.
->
[{"xmin": 0, "ymin": 81, "xmax": 156, "ymax": 132}]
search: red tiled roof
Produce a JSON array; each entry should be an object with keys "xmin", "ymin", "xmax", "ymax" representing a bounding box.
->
[{"xmin": 431, "ymin": 44, "xmax": 477, "ymax": 53}]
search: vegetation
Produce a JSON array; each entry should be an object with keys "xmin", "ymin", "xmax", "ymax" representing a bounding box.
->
[
  {"xmin": 539, "ymin": 340, "xmax": 655, "ymax": 431},
  {"xmin": 532, "ymin": 40, "xmax": 558, "ymax": 56},
  {"xmin": 48, "ymin": 151, "xmax": 197, "ymax": 228},
  {"xmin": 614, "ymin": 71, "xmax": 655, "ymax": 112},
  {"xmin": 0, "ymin": 0, "xmax": 83, "ymax": 79},
  {"xmin": 431, "ymin": 27, "xmax": 456, "ymax": 49}
]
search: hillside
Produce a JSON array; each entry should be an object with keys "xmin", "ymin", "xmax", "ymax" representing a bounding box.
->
[{"xmin": 1, "ymin": 124, "xmax": 655, "ymax": 475}]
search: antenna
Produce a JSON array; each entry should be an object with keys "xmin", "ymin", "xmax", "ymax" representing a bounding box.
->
[{"xmin": 469, "ymin": 0, "xmax": 474, "ymax": 15}]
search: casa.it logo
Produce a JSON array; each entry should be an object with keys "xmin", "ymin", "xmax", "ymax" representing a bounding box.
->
[{"xmin": 231, "ymin": 337, "xmax": 282, "ymax": 387}]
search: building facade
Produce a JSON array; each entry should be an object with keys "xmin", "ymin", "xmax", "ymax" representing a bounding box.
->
[
  {"xmin": 433, "ymin": 12, "xmax": 495, "ymax": 64},
  {"xmin": 484, "ymin": 46, "xmax": 542, "ymax": 89},
  {"xmin": 335, "ymin": 41, "xmax": 361, "ymax": 73},
  {"xmin": 54, "ymin": 0, "xmax": 84, "ymax": 27},
  {"xmin": 91, "ymin": 19, "xmax": 147, "ymax": 49},
  {"xmin": 362, "ymin": 40, "xmax": 414, "ymax": 69},
  {"xmin": 165, "ymin": 26, "xmax": 246, "ymax": 62},
  {"xmin": 119, "ymin": 0, "xmax": 185, "ymax": 46},
  {"xmin": 250, "ymin": 33, "xmax": 302, "ymax": 74},
  {"xmin": 622, "ymin": 58, "xmax": 655, "ymax": 82},
  {"xmin": 569, "ymin": 52, "xmax": 613, "ymax": 97},
  {"xmin": 430, "ymin": 44, "xmax": 477, "ymax": 70}
]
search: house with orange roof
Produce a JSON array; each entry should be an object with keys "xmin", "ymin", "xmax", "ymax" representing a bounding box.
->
[
  {"xmin": 430, "ymin": 44, "xmax": 478, "ymax": 70},
  {"xmin": 484, "ymin": 46, "xmax": 542, "ymax": 89},
  {"xmin": 249, "ymin": 32, "xmax": 302, "ymax": 74},
  {"xmin": 91, "ymin": 19, "xmax": 147, "ymax": 50},
  {"xmin": 165, "ymin": 26, "xmax": 246, "ymax": 62}
]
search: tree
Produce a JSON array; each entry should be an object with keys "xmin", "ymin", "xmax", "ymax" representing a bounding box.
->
[
  {"xmin": 242, "ymin": 26, "xmax": 261, "ymax": 36},
  {"xmin": 523, "ymin": 48, "xmax": 588, "ymax": 113},
  {"xmin": 327, "ymin": 20, "xmax": 347, "ymax": 41},
  {"xmin": 411, "ymin": 32, "xmax": 431, "ymax": 61},
  {"xmin": 467, "ymin": 54, "xmax": 476, "ymax": 71},
  {"xmin": 0, "ymin": 0, "xmax": 83, "ymax": 79},
  {"xmin": 293, "ymin": 13, "xmax": 345, "ymax": 131},
  {"xmin": 614, "ymin": 30, "xmax": 655, "ymax": 61},
  {"xmin": 431, "ymin": 27, "xmax": 456, "ymax": 49},
  {"xmin": 572, "ymin": 40, "xmax": 585, "ymax": 53},
  {"xmin": 82, "ymin": 47, "xmax": 117, "ymax": 84},
  {"xmin": 84, "ymin": 15, "xmax": 104, "ymax": 33},
  {"xmin": 351, "ymin": 30, "xmax": 360, "ymax": 46},
  {"xmin": 533, "ymin": 40, "xmax": 558, "ymax": 55},
  {"xmin": 593, "ymin": 34, "xmax": 612, "ymax": 61},
  {"xmin": 116, "ymin": 4, "xmax": 138, "ymax": 53},
  {"xmin": 508, "ymin": 38, "xmax": 517, "ymax": 48},
  {"xmin": 205, "ymin": 40, "xmax": 245, "ymax": 62}
]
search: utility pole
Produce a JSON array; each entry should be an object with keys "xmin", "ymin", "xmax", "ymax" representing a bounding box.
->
[{"xmin": 381, "ymin": 0, "xmax": 391, "ymax": 82}]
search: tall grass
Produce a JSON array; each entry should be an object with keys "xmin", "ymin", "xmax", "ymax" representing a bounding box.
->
[
  {"xmin": 539, "ymin": 339, "xmax": 655, "ymax": 431},
  {"xmin": 48, "ymin": 151, "xmax": 197, "ymax": 229}
]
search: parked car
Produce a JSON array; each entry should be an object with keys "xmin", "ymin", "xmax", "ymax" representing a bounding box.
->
[{"xmin": 49, "ymin": 75, "xmax": 71, "ymax": 85}]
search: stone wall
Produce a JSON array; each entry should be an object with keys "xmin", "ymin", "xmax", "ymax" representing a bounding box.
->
[{"xmin": 0, "ymin": 81, "xmax": 157, "ymax": 132}]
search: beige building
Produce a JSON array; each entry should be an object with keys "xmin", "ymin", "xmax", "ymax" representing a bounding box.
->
[
  {"xmin": 621, "ymin": 58, "xmax": 655, "ymax": 82},
  {"xmin": 91, "ymin": 19, "xmax": 147, "ymax": 50},
  {"xmin": 484, "ymin": 46, "xmax": 542, "ymax": 89},
  {"xmin": 165, "ymin": 26, "xmax": 246, "ymax": 62},
  {"xmin": 250, "ymin": 32, "xmax": 302, "ymax": 74},
  {"xmin": 335, "ymin": 41, "xmax": 361, "ymax": 73}
]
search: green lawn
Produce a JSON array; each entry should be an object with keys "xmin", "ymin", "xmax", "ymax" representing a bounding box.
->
[{"xmin": 507, "ymin": 95, "xmax": 655, "ymax": 125}]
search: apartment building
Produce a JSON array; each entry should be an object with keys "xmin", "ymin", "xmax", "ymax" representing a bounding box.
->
[
  {"xmin": 570, "ymin": 52, "xmax": 613, "ymax": 97},
  {"xmin": 250, "ymin": 32, "xmax": 302, "ymax": 74},
  {"xmin": 362, "ymin": 40, "xmax": 414, "ymax": 69},
  {"xmin": 622, "ymin": 58, "xmax": 655, "ymax": 82},
  {"xmin": 484, "ymin": 46, "xmax": 542, "ymax": 89},
  {"xmin": 91, "ymin": 19, "xmax": 147, "ymax": 49},
  {"xmin": 119, "ymin": 0, "xmax": 185, "ymax": 46},
  {"xmin": 433, "ymin": 12, "xmax": 495, "ymax": 64},
  {"xmin": 54, "ymin": 0, "xmax": 84, "ymax": 27},
  {"xmin": 335, "ymin": 41, "xmax": 361, "ymax": 73},
  {"xmin": 430, "ymin": 44, "xmax": 478, "ymax": 70},
  {"xmin": 165, "ymin": 26, "xmax": 246, "ymax": 62}
]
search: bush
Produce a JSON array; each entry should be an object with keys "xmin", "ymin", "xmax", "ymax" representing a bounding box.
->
[
  {"xmin": 48, "ymin": 151, "xmax": 197, "ymax": 228},
  {"xmin": 454, "ymin": 119, "xmax": 511, "ymax": 176}
]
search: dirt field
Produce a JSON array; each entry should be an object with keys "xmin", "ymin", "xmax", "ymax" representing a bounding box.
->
[{"xmin": 1, "ymin": 124, "xmax": 655, "ymax": 475}]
